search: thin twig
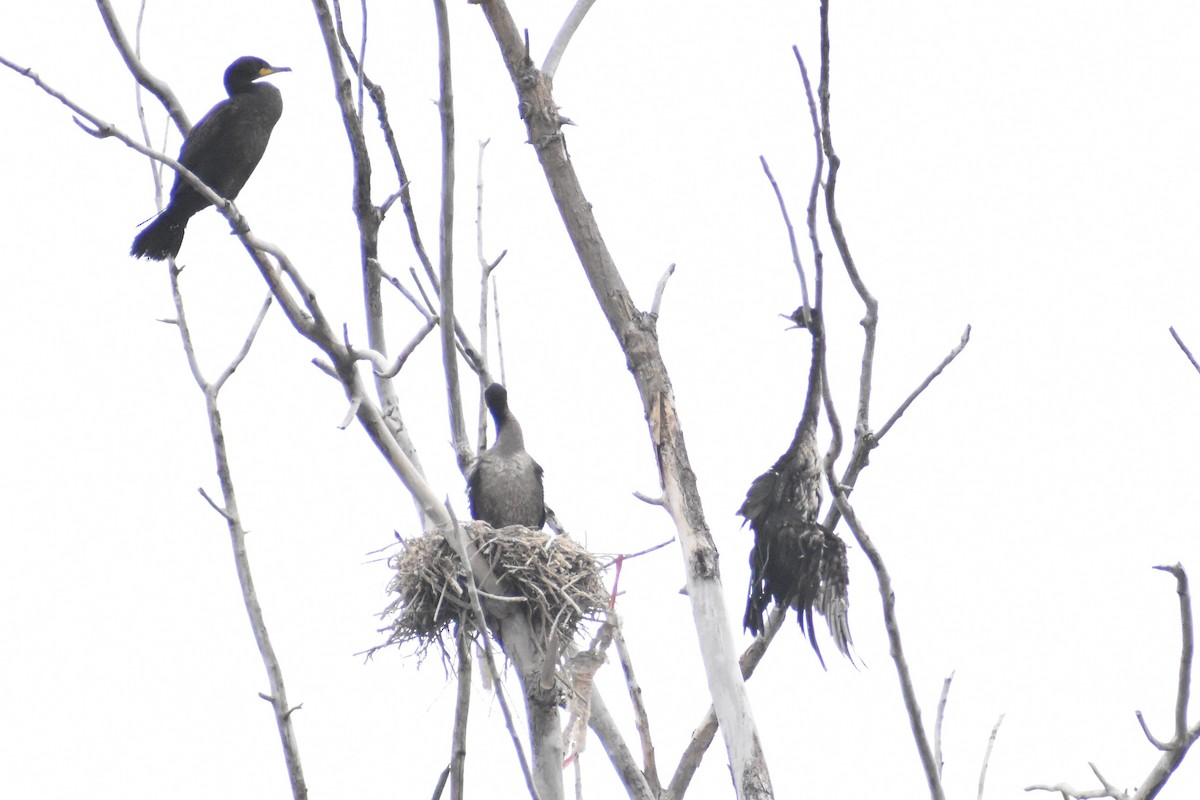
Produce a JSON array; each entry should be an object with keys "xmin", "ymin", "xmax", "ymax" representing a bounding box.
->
[
  {"xmin": 381, "ymin": 266, "xmax": 435, "ymax": 319},
  {"xmin": 610, "ymin": 538, "xmax": 674, "ymax": 564},
  {"xmin": 760, "ymin": 156, "xmax": 811, "ymax": 312},
  {"xmin": 493, "ymin": 277, "xmax": 507, "ymax": 387},
  {"xmin": 542, "ymin": 0, "xmax": 599, "ymax": 79},
  {"xmin": 357, "ymin": 0, "xmax": 367, "ymax": 115},
  {"xmin": 649, "ymin": 263, "xmax": 676, "ymax": 318},
  {"xmin": 631, "ymin": 491, "xmax": 666, "ymax": 507},
  {"xmin": 379, "ymin": 317, "xmax": 439, "ymax": 379},
  {"xmin": 213, "ymin": 295, "xmax": 273, "ymax": 393},
  {"xmin": 793, "ymin": 46, "xmax": 825, "ymax": 312},
  {"xmin": 430, "ymin": 766, "xmax": 451, "ymax": 800},
  {"xmin": 198, "ymin": 487, "xmax": 232, "ymax": 521},
  {"xmin": 95, "ymin": 0, "xmax": 191, "ymax": 132},
  {"xmin": 477, "ymin": 139, "xmax": 494, "ymax": 406},
  {"xmin": 831, "ymin": 488, "xmax": 944, "ymax": 800},
  {"xmin": 876, "ymin": 325, "xmax": 972, "ymax": 442},
  {"xmin": 611, "ymin": 611, "xmax": 661, "ymax": 796},
  {"xmin": 1136, "ymin": 711, "xmax": 1172, "ymax": 751},
  {"xmin": 1024, "ymin": 782, "xmax": 1114, "ymax": 799},
  {"xmin": 450, "ymin": 622, "xmax": 471, "ymax": 800},
  {"xmin": 475, "ymin": 139, "xmax": 498, "ymax": 446},
  {"xmin": 977, "ymin": 714, "xmax": 1004, "ymax": 800},
  {"xmin": 131, "ymin": 0, "xmax": 165, "ymax": 208},
  {"xmin": 1169, "ymin": 327, "xmax": 1200, "ymax": 377},
  {"xmin": 935, "ymin": 671, "xmax": 954, "ymax": 778},
  {"xmin": 1088, "ymin": 763, "xmax": 1124, "ymax": 799}
]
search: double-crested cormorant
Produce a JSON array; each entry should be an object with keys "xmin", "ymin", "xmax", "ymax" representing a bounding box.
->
[
  {"xmin": 131, "ymin": 56, "xmax": 290, "ymax": 261},
  {"xmin": 739, "ymin": 310, "xmax": 852, "ymax": 667},
  {"xmin": 467, "ymin": 383, "xmax": 546, "ymax": 529}
]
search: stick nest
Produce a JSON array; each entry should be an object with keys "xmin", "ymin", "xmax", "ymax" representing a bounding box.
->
[{"xmin": 381, "ymin": 523, "xmax": 608, "ymax": 659}]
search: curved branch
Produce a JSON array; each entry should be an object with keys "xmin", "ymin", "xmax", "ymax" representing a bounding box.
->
[
  {"xmin": 95, "ymin": 0, "xmax": 190, "ymax": 133},
  {"xmin": 542, "ymin": 0, "xmax": 598, "ymax": 80}
]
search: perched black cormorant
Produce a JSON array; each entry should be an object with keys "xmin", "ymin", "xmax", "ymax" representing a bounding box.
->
[
  {"xmin": 739, "ymin": 310, "xmax": 852, "ymax": 667},
  {"xmin": 131, "ymin": 56, "xmax": 290, "ymax": 260},
  {"xmin": 467, "ymin": 383, "xmax": 546, "ymax": 529}
]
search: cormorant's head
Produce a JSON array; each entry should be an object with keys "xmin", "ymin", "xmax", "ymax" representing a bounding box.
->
[
  {"xmin": 484, "ymin": 383, "xmax": 510, "ymax": 424},
  {"xmin": 224, "ymin": 56, "xmax": 291, "ymax": 95}
]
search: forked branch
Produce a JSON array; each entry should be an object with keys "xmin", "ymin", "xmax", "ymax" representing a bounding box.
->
[{"xmin": 1027, "ymin": 565, "xmax": 1199, "ymax": 800}]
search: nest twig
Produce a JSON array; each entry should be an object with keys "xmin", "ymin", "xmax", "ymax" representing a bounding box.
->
[{"xmin": 380, "ymin": 523, "xmax": 608, "ymax": 661}]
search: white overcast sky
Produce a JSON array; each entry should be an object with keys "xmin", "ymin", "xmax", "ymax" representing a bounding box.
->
[{"xmin": 3, "ymin": 2, "xmax": 1200, "ymax": 798}]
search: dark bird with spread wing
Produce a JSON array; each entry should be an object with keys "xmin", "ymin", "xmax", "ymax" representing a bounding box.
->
[
  {"xmin": 468, "ymin": 383, "xmax": 546, "ymax": 529},
  {"xmin": 739, "ymin": 310, "xmax": 852, "ymax": 668},
  {"xmin": 131, "ymin": 56, "xmax": 290, "ymax": 261}
]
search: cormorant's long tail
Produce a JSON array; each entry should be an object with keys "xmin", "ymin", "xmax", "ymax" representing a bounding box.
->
[{"xmin": 130, "ymin": 208, "xmax": 189, "ymax": 261}]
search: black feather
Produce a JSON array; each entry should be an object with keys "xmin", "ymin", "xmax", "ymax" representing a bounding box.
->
[
  {"xmin": 467, "ymin": 384, "xmax": 546, "ymax": 529},
  {"xmin": 131, "ymin": 56, "xmax": 290, "ymax": 261},
  {"xmin": 738, "ymin": 310, "xmax": 852, "ymax": 666}
]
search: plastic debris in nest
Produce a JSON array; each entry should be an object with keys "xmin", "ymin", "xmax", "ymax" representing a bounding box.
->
[{"xmin": 381, "ymin": 522, "xmax": 609, "ymax": 661}]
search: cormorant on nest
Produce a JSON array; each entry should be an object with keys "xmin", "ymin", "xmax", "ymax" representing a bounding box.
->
[
  {"xmin": 467, "ymin": 383, "xmax": 546, "ymax": 529},
  {"xmin": 131, "ymin": 56, "xmax": 291, "ymax": 261},
  {"xmin": 738, "ymin": 309, "xmax": 852, "ymax": 668}
]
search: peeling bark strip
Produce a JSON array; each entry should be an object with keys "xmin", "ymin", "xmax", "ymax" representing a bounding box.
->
[{"xmin": 475, "ymin": 2, "xmax": 774, "ymax": 797}]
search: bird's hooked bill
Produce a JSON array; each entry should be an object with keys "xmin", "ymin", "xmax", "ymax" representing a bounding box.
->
[{"xmin": 261, "ymin": 65, "xmax": 292, "ymax": 77}]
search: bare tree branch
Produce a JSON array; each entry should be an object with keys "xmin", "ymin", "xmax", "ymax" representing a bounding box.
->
[
  {"xmin": 1088, "ymin": 763, "xmax": 1126, "ymax": 800},
  {"xmin": 493, "ymin": 277, "xmax": 508, "ymax": 386},
  {"xmin": 165, "ymin": 248, "xmax": 308, "ymax": 800},
  {"xmin": 1030, "ymin": 566, "xmax": 1198, "ymax": 800},
  {"xmin": 587, "ymin": 685, "xmax": 656, "ymax": 800},
  {"xmin": 432, "ymin": 0, "xmax": 471, "ymax": 471},
  {"xmin": 130, "ymin": 0, "xmax": 166, "ymax": 204},
  {"xmin": 94, "ymin": 0, "xmax": 190, "ymax": 132},
  {"xmin": 828, "ymin": 488, "xmax": 943, "ymax": 800},
  {"xmin": 477, "ymin": 137, "xmax": 494, "ymax": 400},
  {"xmin": 328, "ymin": 0, "xmax": 438, "ymax": 292},
  {"xmin": 649, "ymin": 263, "xmax": 675, "ymax": 319},
  {"xmin": 935, "ymin": 671, "xmax": 954, "ymax": 778},
  {"xmin": 876, "ymin": 326, "xmax": 972, "ymax": 443},
  {"xmin": 1132, "ymin": 565, "xmax": 1200, "ymax": 800},
  {"xmin": 611, "ymin": 611, "xmax": 661, "ymax": 796},
  {"xmin": 213, "ymin": 295, "xmax": 273, "ymax": 393},
  {"xmin": 760, "ymin": 156, "xmax": 811, "ymax": 311},
  {"xmin": 661, "ymin": 605, "xmax": 787, "ymax": 800},
  {"xmin": 978, "ymin": 714, "xmax": 1004, "ymax": 800},
  {"xmin": 450, "ymin": 622, "xmax": 471, "ymax": 800},
  {"xmin": 376, "ymin": 316, "xmax": 439, "ymax": 380},
  {"xmin": 792, "ymin": 46, "xmax": 825, "ymax": 315},
  {"xmin": 542, "ymin": 0, "xmax": 599, "ymax": 80},
  {"xmin": 1169, "ymin": 327, "xmax": 1200, "ymax": 377},
  {"xmin": 1025, "ymin": 782, "xmax": 1116, "ymax": 799}
]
